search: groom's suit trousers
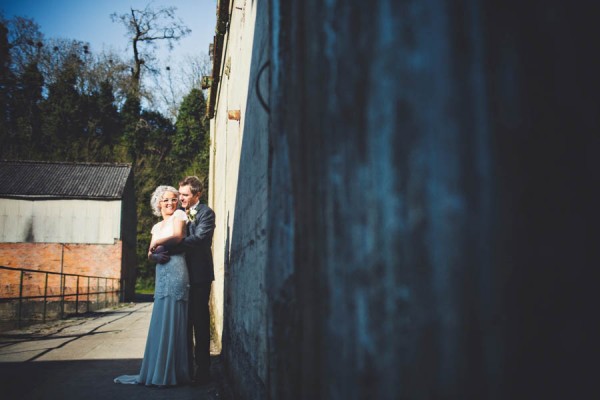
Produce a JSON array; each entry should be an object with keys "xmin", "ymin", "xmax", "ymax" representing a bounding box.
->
[{"xmin": 188, "ymin": 281, "xmax": 211, "ymax": 377}]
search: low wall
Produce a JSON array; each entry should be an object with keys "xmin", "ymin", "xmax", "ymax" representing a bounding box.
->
[{"xmin": 0, "ymin": 242, "xmax": 123, "ymax": 298}]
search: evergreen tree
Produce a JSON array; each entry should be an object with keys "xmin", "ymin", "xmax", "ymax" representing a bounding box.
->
[
  {"xmin": 13, "ymin": 61, "xmax": 44, "ymax": 158},
  {"xmin": 121, "ymin": 93, "xmax": 142, "ymax": 162},
  {"xmin": 41, "ymin": 53, "xmax": 86, "ymax": 159},
  {"xmin": 85, "ymin": 80, "xmax": 123, "ymax": 161},
  {"xmin": 174, "ymin": 88, "xmax": 210, "ymax": 202},
  {"xmin": 0, "ymin": 18, "xmax": 16, "ymax": 155}
]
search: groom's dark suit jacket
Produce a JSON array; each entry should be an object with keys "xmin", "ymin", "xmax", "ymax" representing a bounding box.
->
[{"xmin": 172, "ymin": 203, "xmax": 215, "ymax": 284}]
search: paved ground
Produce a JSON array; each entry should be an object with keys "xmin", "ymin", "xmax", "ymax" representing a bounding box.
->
[{"xmin": 0, "ymin": 299, "xmax": 233, "ymax": 400}]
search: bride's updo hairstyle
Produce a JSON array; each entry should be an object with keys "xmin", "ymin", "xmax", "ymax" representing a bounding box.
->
[{"xmin": 150, "ymin": 185, "xmax": 180, "ymax": 217}]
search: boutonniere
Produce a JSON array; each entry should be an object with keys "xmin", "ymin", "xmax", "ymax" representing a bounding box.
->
[{"xmin": 188, "ymin": 208, "xmax": 198, "ymax": 222}]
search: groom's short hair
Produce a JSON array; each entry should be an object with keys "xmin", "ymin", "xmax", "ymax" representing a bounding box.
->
[{"xmin": 179, "ymin": 176, "xmax": 203, "ymax": 195}]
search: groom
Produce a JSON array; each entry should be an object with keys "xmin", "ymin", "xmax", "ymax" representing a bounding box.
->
[{"xmin": 152, "ymin": 175, "xmax": 215, "ymax": 385}]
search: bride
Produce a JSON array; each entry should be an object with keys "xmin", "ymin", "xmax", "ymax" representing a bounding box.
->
[{"xmin": 115, "ymin": 185, "xmax": 191, "ymax": 387}]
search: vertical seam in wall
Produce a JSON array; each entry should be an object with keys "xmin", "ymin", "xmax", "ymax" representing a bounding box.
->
[{"xmin": 213, "ymin": 1, "xmax": 235, "ymax": 119}]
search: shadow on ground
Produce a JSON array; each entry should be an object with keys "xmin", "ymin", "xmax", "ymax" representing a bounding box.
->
[
  {"xmin": 133, "ymin": 293, "xmax": 154, "ymax": 303},
  {"xmin": 0, "ymin": 356, "xmax": 228, "ymax": 400}
]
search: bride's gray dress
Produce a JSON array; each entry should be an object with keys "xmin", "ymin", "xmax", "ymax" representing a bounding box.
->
[{"xmin": 115, "ymin": 210, "xmax": 191, "ymax": 386}]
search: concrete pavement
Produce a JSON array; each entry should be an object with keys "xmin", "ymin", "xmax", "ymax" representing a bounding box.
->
[{"xmin": 0, "ymin": 300, "xmax": 232, "ymax": 400}]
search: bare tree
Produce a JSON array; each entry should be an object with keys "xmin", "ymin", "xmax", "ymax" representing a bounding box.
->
[
  {"xmin": 151, "ymin": 54, "xmax": 212, "ymax": 121},
  {"xmin": 111, "ymin": 4, "xmax": 191, "ymax": 97},
  {"xmin": 4, "ymin": 15, "xmax": 45, "ymax": 74},
  {"xmin": 2, "ymin": 13, "xmax": 139, "ymax": 108},
  {"xmin": 180, "ymin": 53, "xmax": 212, "ymax": 93},
  {"xmin": 86, "ymin": 50, "xmax": 136, "ymax": 106}
]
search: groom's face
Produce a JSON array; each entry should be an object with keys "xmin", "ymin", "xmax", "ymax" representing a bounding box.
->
[{"xmin": 179, "ymin": 184, "xmax": 201, "ymax": 209}]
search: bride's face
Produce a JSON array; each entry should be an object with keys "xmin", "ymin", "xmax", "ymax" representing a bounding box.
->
[{"xmin": 160, "ymin": 191, "xmax": 179, "ymax": 216}]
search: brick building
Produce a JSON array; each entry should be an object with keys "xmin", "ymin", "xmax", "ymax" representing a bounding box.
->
[{"xmin": 0, "ymin": 161, "xmax": 137, "ymax": 311}]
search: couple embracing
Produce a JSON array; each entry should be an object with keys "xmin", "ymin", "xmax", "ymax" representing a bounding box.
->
[{"xmin": 115, "ymin": 176, "xmax": 215, "ymax": 387}]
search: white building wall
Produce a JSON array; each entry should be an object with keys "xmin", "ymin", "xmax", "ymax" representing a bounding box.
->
[
  {"xmin": 208, "ymin": 0, "xmax": 270, "ymax": 393},
  {"xmin": 0, "ymin": 199, "xmax": 122, "ymax": 244}
]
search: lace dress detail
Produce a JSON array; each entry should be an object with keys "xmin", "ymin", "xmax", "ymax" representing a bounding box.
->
[
  {"xmin": 114, "ymin": 209, "xmax": 191, "ymax": 387},
  {"xmin": 151, "ymin": 210, "xmax": 189, "ymax": 301}
]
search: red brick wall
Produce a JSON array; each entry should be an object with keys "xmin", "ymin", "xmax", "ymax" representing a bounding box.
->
[{"xmin": 0, "ymin": 242, "xmax": 123, "ymax": 299}]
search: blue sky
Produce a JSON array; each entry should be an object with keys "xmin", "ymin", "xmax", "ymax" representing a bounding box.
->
[
  {"xmin": 0, "ymin": 0, "xmax": 217, "ymax": 67},
  {"xmin": 1, "ymin": 0, "xmax": 218, "ymax": 113}
]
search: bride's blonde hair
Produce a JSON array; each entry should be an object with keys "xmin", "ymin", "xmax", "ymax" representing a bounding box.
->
[{"xmin": 150, "ymin": 185, "xmax": 179, "ymax": 217}]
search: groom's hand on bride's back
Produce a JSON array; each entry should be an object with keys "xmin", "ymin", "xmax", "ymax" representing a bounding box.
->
[
  {"xmin": 150, "ymin": 253, "xmax": 170, "ymax": 264},
  {"xmin": 149, "ymin": 245, "xmax": 170, "ymax": 264}
]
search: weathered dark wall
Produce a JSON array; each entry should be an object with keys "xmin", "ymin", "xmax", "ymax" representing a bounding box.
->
[{"xmin": 267, "ymin": 0, "xmax": 598, "ymax": 398}]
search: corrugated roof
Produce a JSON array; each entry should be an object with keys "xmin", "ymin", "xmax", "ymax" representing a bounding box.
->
[{"xmin": 0, "ymin": 160, "xmax": 132, "ymax": 199}]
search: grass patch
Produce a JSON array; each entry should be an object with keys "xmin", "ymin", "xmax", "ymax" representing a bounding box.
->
[{"xmin": 135, "ymin": 276, "xmax": 155, "ymax": 294}]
